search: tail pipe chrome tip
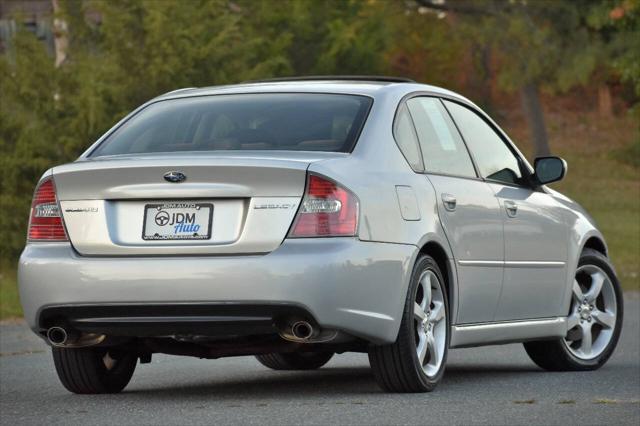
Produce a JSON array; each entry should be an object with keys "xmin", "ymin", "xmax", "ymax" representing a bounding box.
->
[
  {"xmin": 278, "ymin": 318, "xmax": 337, "ymax": 343},
  {"xmin": 47, "ymin": 326, "xmax": 72, "ymax": 346},
  {"xmin": 46, "ymin": 326, "xmax": 105, "ymax": 348},
  {"xmin": 291, "ymin": 320, "xmax": 314, "ymax": 340}
]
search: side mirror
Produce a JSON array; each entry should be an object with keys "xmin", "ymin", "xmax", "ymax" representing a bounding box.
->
[{"xmin": 533, "ymin": 156, "xmax": 567, "ymax": 185}]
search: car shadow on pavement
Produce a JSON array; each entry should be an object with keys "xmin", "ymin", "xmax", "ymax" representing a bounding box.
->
[
  {"xmin": 124, "ymin": 364, "xmax": 542, "ymax": 398},
  {"xmin": 128, "ymin": 367, "xmax": 379, "ymax": 397}
]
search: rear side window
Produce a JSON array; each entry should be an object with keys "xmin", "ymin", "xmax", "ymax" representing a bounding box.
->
[
  {"xmin": 90, "ymin": 94, "xmax": 373, "ymax": 157},
  {"xmin": 406, "ymin": 97, "xmax": 476, "ymax": 178},
  {"xmin": 393, "ymin": 105, "xmax": 424, "ymax": 172}
]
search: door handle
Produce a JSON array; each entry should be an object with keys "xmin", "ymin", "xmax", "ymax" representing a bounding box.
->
[
  {"xmin": 504, "ymin": 200, "xmax": 518, "ymax": 217},
  {"xmin": 442, "ymin": 194, "xmax": 457, "ymax": 211}
]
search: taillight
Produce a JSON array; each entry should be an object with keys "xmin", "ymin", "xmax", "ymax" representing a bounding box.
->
[
  {"xmin": 289, "ymin": 174, "xmax": 359, "ymax": 237},
  {"xmin": 27, "ymin": 177, "xmax": 68, "ymax": 241}
]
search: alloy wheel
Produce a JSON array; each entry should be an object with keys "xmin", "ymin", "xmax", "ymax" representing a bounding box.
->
[
  {"xmin": 563, "ymin": 264, "xmax": 617, "ymax": 360},
  {"xmin": 413, "ymin": 270, "xmax": 446, "ymax": 377}
]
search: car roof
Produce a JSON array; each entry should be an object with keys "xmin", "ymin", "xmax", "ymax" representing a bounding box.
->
[{"xmin": 154, "ymin": 78, "xmax": 469, "ymax": 104}]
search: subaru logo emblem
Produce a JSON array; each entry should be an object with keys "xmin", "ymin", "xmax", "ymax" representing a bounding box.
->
[{"xmin": 163, "ymin": 171, "xmax": 186, "ymax": 183}]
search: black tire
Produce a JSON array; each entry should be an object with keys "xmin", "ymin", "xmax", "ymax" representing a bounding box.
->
[
  {"xmin": 368, "ymin": 254, "xmax": 450, "ymax": 392},
  {"xmin": 52, "ymin": 346, "xmax": 137, "ymax": 394},
  {"xmin": 255, "ymin": 352, "xmax": 334, "ymax": 370},
  {"xmin": 523, "ymin": 248, "xmax": 623, "ymax": 371}
]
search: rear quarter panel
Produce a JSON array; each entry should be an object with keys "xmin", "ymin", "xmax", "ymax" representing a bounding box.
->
[{"xmin": 308, "ymin": 89, "xmax": 458, "ymax": 322}]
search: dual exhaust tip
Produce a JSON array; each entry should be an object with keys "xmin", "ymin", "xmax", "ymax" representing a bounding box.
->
[
  {"xmin": 282, "ymin": 319, "xmax": 337, "ymax": 343},
  {"xmin": 47, "ymin": 326, "xmax": 73, "ymax": 346},
  {"xmin": 46, "ymin": 326, "xmax": 105, "ymax": 347},
  {"xmin": 278, "ymin": 319, "xmax": 319, "ymax": 343},
  {"xmin": 48, "ymin": 321, "xmax": 324, "ymax": 346},
  {"xmin": 290, "ymin": 320, "xmax": 315, "ymax": 341}
]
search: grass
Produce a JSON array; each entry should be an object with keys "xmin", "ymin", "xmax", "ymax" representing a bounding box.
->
[
  {"xmin": 504, "ymin": 108, "xmax": 639, "ymax": 291},
  {"xmin": 613, "ymin": 137, "xmax": 640, "ymax": 168},
  {"xmin": 0, "ymin": 266, "xmax": 22, "ymax": 320},
  {"xmin": 556, "ymin": 154, "xmax": 640, "ymax": 291},
  {"xmin": 513, "ymin": 399, "xmax": 536, "ymax": 404},
  {"xmin": 593, "ymin": 398, "xmax": 620, "ymax": 404}
]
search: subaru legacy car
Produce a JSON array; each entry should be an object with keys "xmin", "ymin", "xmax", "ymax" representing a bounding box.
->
[{"xmin": 18, "ymin": 77, "xmax": 623, "ymax": 393}]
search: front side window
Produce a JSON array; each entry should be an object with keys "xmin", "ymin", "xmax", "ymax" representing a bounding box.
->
[
  {"xmin": 443, "ymin": 100, "xmax": 524, "ymax": 185},
  {"xmin": 91, "ymin": 94, "xmax": 372, "ymax": 157},
  {"xmin": 406, "ymin": 97, "xmax": 476, "ymax": 178}
]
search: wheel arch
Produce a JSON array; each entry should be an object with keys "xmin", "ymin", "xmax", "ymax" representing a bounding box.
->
[
  {"xmin": 583, "ymin": 236, "xmax": 608, "ymax": 257},
  {"xmin": 418, "ymin": 240, "xmax": 457, "ymax": 324},
  {"xmin": 562, "ymin": 230, "xmax": 609, "ymax": 316}
]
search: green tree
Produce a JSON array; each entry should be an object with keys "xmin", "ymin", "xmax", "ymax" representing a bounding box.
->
[
  {"xmin": 416, "ymin": 0, "xmax": 614, "ymax": 157},
  {"xmin": 384, "ymin": 6, "xmax": 488, "ymax": 107},
  {"xmin": 0, "ymin": 0, "xmax": 293, "ymax": 261},
  {"xmin": 585, "ymin": 0, "xmax": 640, "ymax": 96},
  {"xmin": 2, "ymin": 0, "xmax": 637, "ymax": 264},
  {"xmin": 239, "ymin": 0, "xmax": 395, "ymax": 76},
  {"xmin": 0, "ymin": 31, "xmax": 64, "ymax": 259}
]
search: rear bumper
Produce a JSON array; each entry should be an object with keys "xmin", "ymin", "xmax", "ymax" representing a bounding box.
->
[
  {"xmin": 37, "ymin": 303, "xmax": 313, "ymax": 338},
  {"xmin": 18, "ymin": 239, "xmax": 416, "ymax": 343}
]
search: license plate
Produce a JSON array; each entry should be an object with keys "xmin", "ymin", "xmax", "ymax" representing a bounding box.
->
[{"xmin": 142, "ymin": 202, "xmax": 213, "ymax": 241}]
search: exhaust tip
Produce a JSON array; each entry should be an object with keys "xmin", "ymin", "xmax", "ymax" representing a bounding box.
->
[
  {"xmin": 47, "ymin": 326, "xmax": 68, "ymax": 345},
  {"xmin": 291, "ymin": 321, "xmax": 314, "ymax": 340}
]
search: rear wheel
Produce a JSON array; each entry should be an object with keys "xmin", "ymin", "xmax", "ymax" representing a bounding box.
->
[
  {"xmin": 368, "ymin": 254, "xmax": 449, "ymax": 392},
  {"xmin": 524, "ymin": 248, "xmax": 623, "ymax": 371},
  {"xmin": 255, "ymin": 352, "xmax": 334, "ymax": 370},
  {"xmin": 52, "ymin": 346, "xmax": 137, "ymax": 394}
]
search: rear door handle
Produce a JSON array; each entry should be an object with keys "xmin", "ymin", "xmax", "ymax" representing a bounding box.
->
[
  {"xmin": 442, "ymin": 194, "xmax": 457, "ymax": 211},
  {"xmin": 504, "ymin": 200, "xmax": 518, "ymax": 217}
]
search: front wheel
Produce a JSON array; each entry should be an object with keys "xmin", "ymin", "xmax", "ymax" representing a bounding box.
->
[
  {"xmin": 368, "ymin": 254, "xmax": 449, "ymax": 392},
  {"xmin": 524, "ymin": 248, "xmax": 623, "ymax": 371},
  {"xmin": 52, "ymin": 346, "xmax": 137, "ymax": 394}
]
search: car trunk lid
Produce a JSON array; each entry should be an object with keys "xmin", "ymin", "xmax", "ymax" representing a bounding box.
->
[{"xmin": 54, "ymin": 152, "xmax": 343, "ymax": 255}]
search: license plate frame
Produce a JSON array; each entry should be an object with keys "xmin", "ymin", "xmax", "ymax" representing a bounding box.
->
[{"xmin": 142, "ymin": 202, "xmax": 213, "ymax": 241}]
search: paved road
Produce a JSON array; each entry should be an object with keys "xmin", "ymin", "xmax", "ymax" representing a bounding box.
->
[{"xmin": 1, "ymin": 294, "xmax": 639, "ymax": 426}]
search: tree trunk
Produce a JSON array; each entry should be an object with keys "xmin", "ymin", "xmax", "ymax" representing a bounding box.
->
[
  {"xmin": 598, "ymin": 84, "xmax": 613, "ymax": 117},
  {"xmin": 520, "ymin": 82, "xmax": 550, "ymax": 158},
  {"xmin": 468, "ymin": 43, "xmax": 492, "ymax": 111},
  {"xmin": 479, "ymin": 44, "xmax": 492, "ymax": 107},
  {"xmin": 51, "ymin": 0, "xmax": 68, "ymax": 68}
]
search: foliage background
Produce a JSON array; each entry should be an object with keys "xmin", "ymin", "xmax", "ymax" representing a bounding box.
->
[{"xmin": 1, "ymin": 0, "xmax": 639, "ymax": 317}]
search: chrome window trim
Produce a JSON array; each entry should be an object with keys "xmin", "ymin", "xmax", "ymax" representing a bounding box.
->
[{"xmin": 425, "ymin": 171, "xmax": 484, "ymax": 183}]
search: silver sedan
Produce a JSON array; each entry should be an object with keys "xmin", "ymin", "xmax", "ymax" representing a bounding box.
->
[{"xmin": 18, "ymin": 77, "xmax": 623, "ymax": 393}]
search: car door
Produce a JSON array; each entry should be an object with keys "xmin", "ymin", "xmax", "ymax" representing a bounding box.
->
[
  {"xmin": 404, "ymin": 97, "xmax": 504, "ymax": 324},
  {"xmin": 443, "ymin": 100, "xmax": 569, "ymax": 321}
]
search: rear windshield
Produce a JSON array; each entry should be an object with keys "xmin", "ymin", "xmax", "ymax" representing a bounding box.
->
[{"xmin": 90, "ymin": 93, "xmax": 372, "ymax": 156}]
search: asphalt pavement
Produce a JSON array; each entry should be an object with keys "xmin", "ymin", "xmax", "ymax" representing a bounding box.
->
[{"xmin": 1, "ymin": 293, "xmax": 638, "ymax": 426}]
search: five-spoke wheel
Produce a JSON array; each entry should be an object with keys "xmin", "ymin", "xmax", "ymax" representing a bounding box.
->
[
  {"xmin": 369, "ymin": 254, "xmax": 449, "ymax": 392},
  {"xmin": 413, "ymin": 270, "xmax": 447, "ymax": 377},
  {"xmin": 564, "ymin": 265, "xmax": 618, "ymax": 359},
  {"xmin": 524, "ymin": 248, "xmax": 623, "ymax": 371}
]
